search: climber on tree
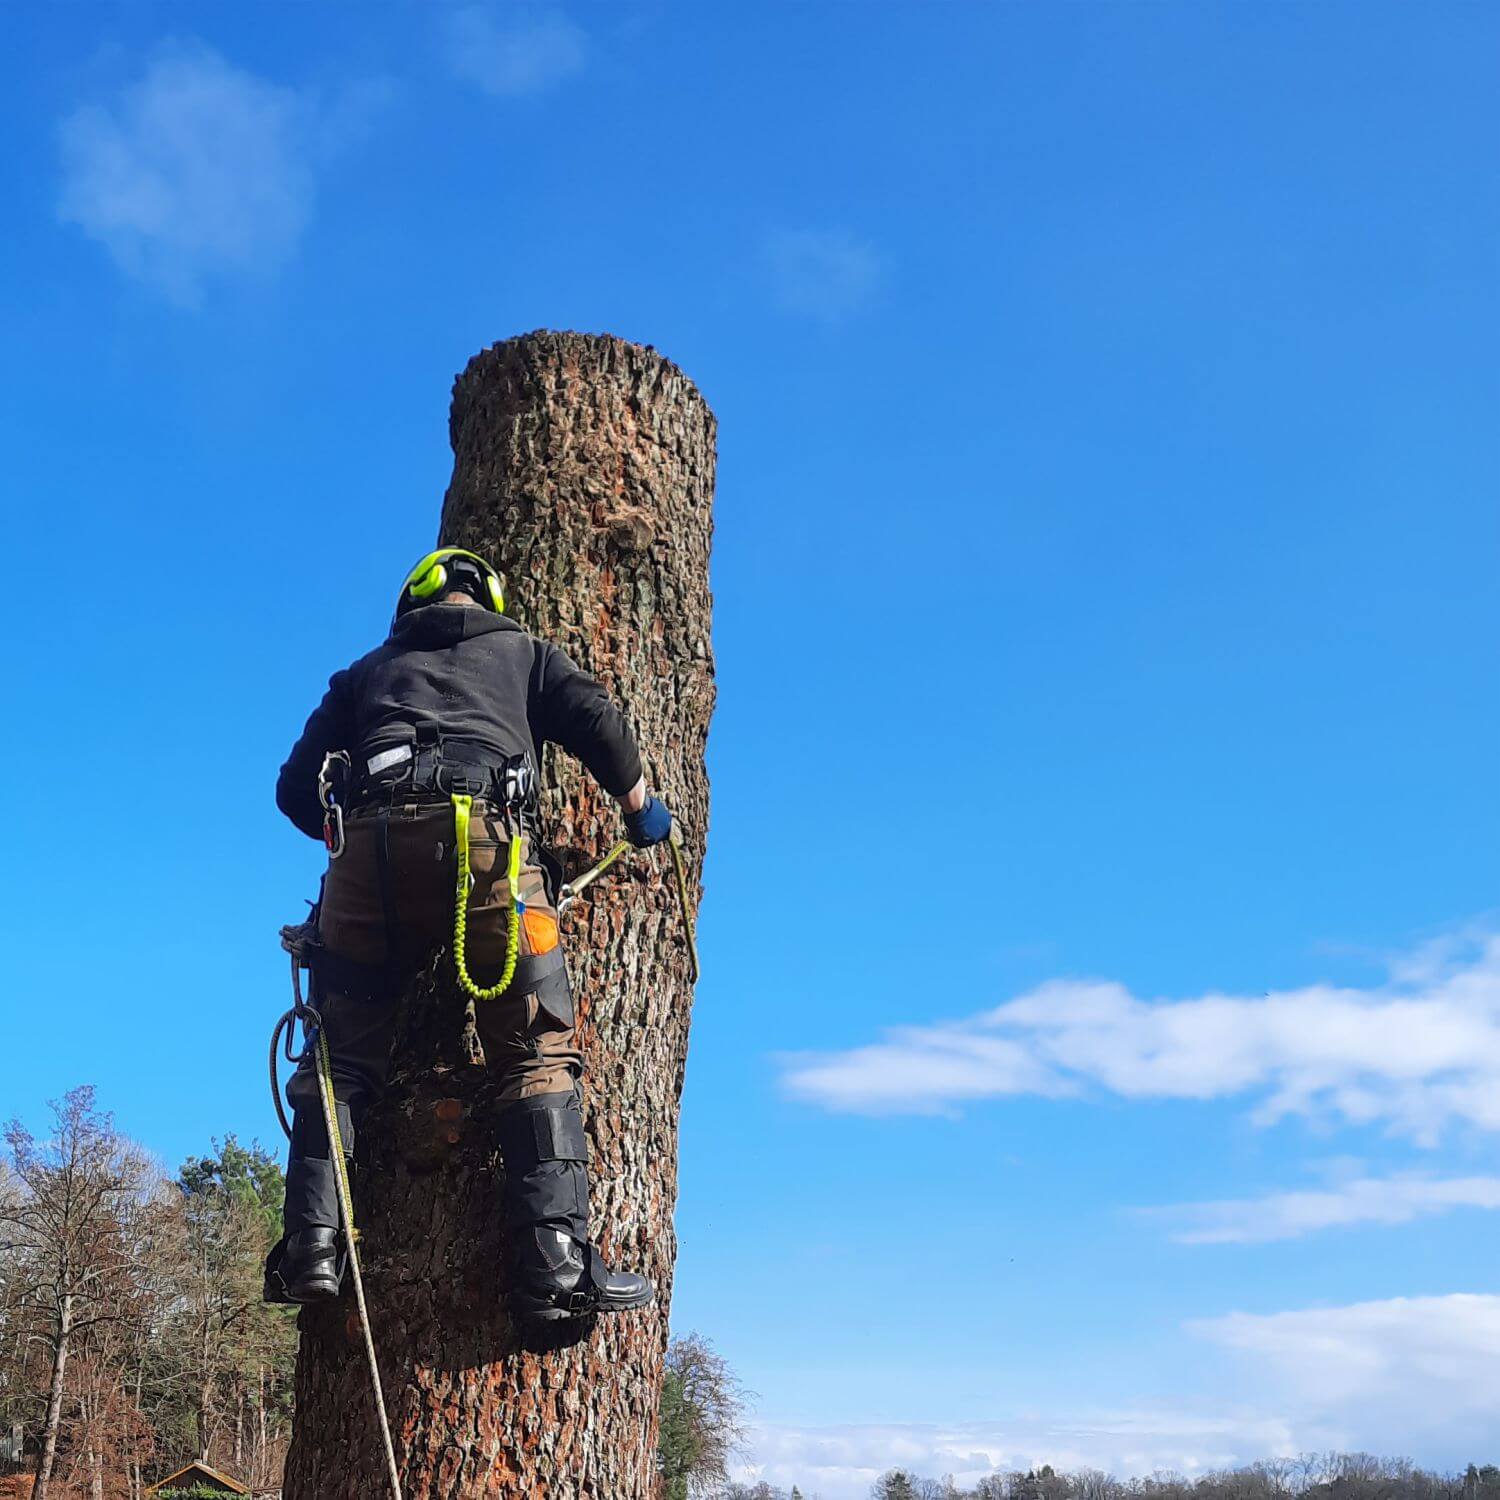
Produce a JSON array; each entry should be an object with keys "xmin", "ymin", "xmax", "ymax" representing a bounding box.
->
[{"xmin": 265, "ymin": 546, "xmax": 668, "ymax": 1324}]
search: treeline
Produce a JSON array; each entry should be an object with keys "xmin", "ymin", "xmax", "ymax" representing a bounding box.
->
[
  {"xmin": 709, "ymin": 1457, "xmax": 1500, "ymax": 1500},
  {"xmin": 0, "ymin": 1088, "xmax": 296, "ymax": 1499},
  {"xmin": 8, "ymin": 1095, "xmax": 1493, "ymax": 1500},
  {"xmin": 0, "ymin": 1087, "xmax": 754, "ymax": 1500}
]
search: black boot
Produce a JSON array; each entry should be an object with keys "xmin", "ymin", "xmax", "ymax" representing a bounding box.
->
[
  {"xmin": 279, "ymin": 1227, "xmax": 342, "ymax": 1303},
  {"xmin": 510, "ymin": 1227, "xmax": 655, "ymax": 1322},
  {"xmin": 496, "ymin": 1091, "xmax": 654, "ymax": 1324},
  {"xmin": 264, "ymin": 1114, "xmax": 351, "ymax": 1305}
]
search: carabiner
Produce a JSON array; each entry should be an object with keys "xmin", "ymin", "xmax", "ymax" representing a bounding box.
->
[
  {"xmin": 318, "ymin": 750, "xmax": 352, "ymax": 859},
  {"xmin": 323, "ymin": 802, "xmax": 346, "ymax": 859}
]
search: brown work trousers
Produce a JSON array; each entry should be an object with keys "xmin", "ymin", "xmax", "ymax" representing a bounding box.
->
[{"xmin": 303, "ymin": 798, "xmax": 582, "ymax": 1113}]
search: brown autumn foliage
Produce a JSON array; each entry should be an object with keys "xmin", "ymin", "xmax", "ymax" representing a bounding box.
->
[{"xmin": 0, "ymin": 1090, "xmax": 294, "ymax": 1499}]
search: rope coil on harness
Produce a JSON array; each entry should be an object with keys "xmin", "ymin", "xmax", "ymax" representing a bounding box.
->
[
  {"xmin": 268, "ymin": 1010, "xmax": 305, "ymax": 1143},
  {"xmin": 450, "ymin": 792, "xmax": 523, "ymax": 1001}
]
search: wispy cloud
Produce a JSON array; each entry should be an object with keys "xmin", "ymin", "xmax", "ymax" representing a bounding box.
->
[
  {"xmin": 1150, "ymin": 1173, "xmax": 1500, "ymax": 1244},
  {"xmin": 764, "ymin": 229, "xmax": 883, "ymax": 321},
  {"xmin": 1191, "ymin": 1293, "xmax": 1500, "ymax": 1419},
  {"xmin": 444, "ymin": 5, "xmax": 586, "ymax": 97},
  {"xmin": 780, "ymin": 928, "xmax": 1500, "ymax": 1142},
  {"xmin": 57, "ymin": 43, "xmax": 380, "ymax": 305}
]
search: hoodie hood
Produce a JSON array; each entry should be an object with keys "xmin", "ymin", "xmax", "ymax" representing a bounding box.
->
[{"xmin": 389, "ymin": 603, "xmax": 523, "ymax": 649}]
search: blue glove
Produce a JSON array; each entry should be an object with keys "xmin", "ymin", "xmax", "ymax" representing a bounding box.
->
[{"xmin": 623, "ymin": 794, "xmax": 672, "ymax": 848}]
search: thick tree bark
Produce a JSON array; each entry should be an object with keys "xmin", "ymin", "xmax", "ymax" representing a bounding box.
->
[{"xmin": 283, "ymin": 331, "xmax": 716, "ymax": 1499}]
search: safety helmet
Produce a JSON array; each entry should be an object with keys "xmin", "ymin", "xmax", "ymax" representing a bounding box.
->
[{"xmin": 396, "ymin": 547, "xmax": 506, "ymax": 620}]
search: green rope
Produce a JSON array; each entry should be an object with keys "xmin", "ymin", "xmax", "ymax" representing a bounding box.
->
[
  {"xmin": 559, "ymin": 827, "xmax": 700, "ymax": 984},
  {"xmin": 666, "ymin": 829, "xmax": 700, "ymax": 984}
]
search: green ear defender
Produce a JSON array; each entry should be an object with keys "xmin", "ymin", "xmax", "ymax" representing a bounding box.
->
[
  {"xmin": 407, "ymin": 561, "xmax": 448, "ymax": 600},
  {"xmin": 398, "ymin": 547, "xmax": 506, "ymax": 618}
]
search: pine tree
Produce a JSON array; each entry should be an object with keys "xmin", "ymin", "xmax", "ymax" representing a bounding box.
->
[{"xmin": 173, "ymin": 1138, "xmax": 295, "ymax": 1483}]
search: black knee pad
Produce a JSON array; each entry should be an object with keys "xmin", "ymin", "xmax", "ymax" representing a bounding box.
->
[{"xmin": 496, "ymin": 1091, "xmax": 590, "ymax": 1238}]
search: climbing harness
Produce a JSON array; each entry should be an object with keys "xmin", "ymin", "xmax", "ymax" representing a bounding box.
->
[
  {"xmin": 270, "ymin": 812, "xmax": 699, "ymax": 1136},
  {"xmin": 271, "ymin": 937, "xmax": 403, "ymax": 1500}
]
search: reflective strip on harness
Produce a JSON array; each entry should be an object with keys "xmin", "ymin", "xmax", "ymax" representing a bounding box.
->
[{"xmin": 366, "ymin": 745, "xmax": 413, "ymax": 777}]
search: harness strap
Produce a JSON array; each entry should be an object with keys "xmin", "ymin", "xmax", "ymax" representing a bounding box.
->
[
  {"xmin": 451, "ymin": 793, "xmax": 523, "ymax": 1001},
  {"xmin": 375, "ymin": 809, "xmax": 399, "ymax": 965}
]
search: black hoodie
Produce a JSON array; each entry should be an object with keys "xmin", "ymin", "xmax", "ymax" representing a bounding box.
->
[{"xmin": 275, "ymin": 604, "xmax": 643, "ymax": 841}]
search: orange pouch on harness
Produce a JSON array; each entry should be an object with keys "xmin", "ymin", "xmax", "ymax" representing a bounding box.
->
[{"xmin": 522, "ymin": 907, "xmax": 560, "ymax": 955}]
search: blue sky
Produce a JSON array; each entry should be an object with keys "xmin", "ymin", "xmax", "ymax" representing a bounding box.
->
[{"xmin": 3, "ymin": 3, "xmax": 1497, "ymax": 1494}]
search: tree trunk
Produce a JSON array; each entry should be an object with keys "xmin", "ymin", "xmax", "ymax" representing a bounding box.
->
[
  {"xmin": 234, "ymin": 1380, "xmax": 245, "ymax": 1471},
  {"xmin": 196, "ymin": 1257, "xmax": 213, "ymax": 1460},
  {"xmin": 33, "ymin": 1293, "xmax": 70, "ymax": 1500},
  {"xmin": 132, "ymin": 1356, "xmax": 146, "ymax": 1500},
  {"xmin": 197, "ymin": 1368, "xmax": 212, "ymax": 1459},
  {"xmin": 257, "ymin": 1363, "xmax": 269, "ymax": 1488},
  {"xmin": 283, "ymin": 330, "xmax": 716, "ymax": 1499}
]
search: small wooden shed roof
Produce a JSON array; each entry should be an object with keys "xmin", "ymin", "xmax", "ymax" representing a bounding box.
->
[{"xmin": 145, "ymin": 1461, "xmax": 249, "ymax": 1496}]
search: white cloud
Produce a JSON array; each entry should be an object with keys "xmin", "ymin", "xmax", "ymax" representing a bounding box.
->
[
  {"xmin": 57, "ymin": 43, "xmax": 376, "ymax": 304},
  {"xmin": 444, "ymin": 5, "xmax": 586, "ymax": 97},
  {"xmin": 736, "ymin": 1411, "xmax": 1304, "ymax": 1500},
  {"xmin": 765, "ymin": 229, "xmax": 883, "ymax": 320},
  {"xmin": 780, "ymin": 929, "xmax": 1500, "ymax": 1142},
  {"xmin": 733, "ymin": 1297, "xmax": 1500, "ymax": 1497},
  {"xmin": 1192, "ymin": 1293, "xmax": 1500, "ymax": 1425},
  {"xmin": 1151, "ymin": 1173, "xmax": 1500, "ymax": 1244}
]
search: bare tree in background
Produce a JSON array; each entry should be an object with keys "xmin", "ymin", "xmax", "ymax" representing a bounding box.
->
[
  {"xmin": 659, "ymin": 1332, "xmax": 750, "ymax": 1498},
  {"xmin": 0, "ymin": 1107, "xmax": 298, "ymax": 1498},
  {"xmin": 0, "ymin": 1087, "xmax": 157, "ymax": 1500},
  {"xmin": 63, "ymin": 1294, "xmax": 157, "ymax": 1500},
  {"xmin": 0, "ymin": 1157, "xmax": 52, "ymax": 1472}
]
